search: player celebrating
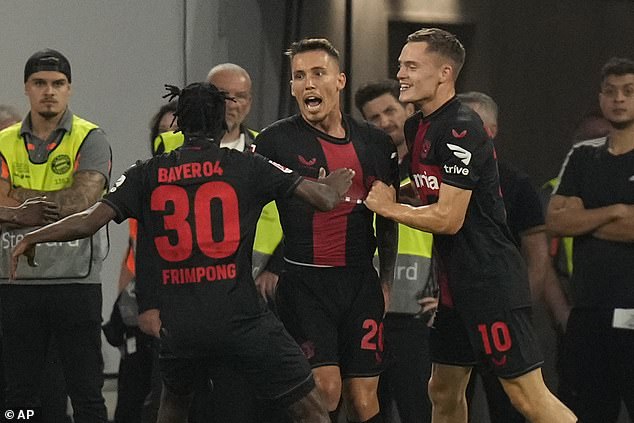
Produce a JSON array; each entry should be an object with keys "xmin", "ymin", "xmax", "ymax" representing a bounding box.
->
[
  {"xmin": 255, "ymin": 38, "xmax": 398, "ymax": 423},
  {"xmin": 11, "ymin": 82, "xmax": 355, "ymax": 423},
  {"xmin": 365, "ymin": 28, "xmax": 576, "ymax": 423}
]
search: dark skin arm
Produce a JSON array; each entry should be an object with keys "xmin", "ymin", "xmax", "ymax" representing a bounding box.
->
[
  {"xmin": 11, "ymin": 202, "xmax": 115, "ymax": 279},
  {"xmin": 0, "ymin": 197, "xmax": 59, "ymax": 227},
  {"xmin": 293, "ymin": 168, "xmax": 355, "ymax": 211},
  {"xmin": 10, "ymin": 170, "xmax": 107, "ymax": 217}
]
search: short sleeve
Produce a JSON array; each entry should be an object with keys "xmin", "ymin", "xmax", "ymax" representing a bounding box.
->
[
  {"xmin": 76, "ymin": 128, "xmax": 112, "ymax": 184},
  {"xmin": 249, "ymin": 153, "xmax": 302, "ymax": 202},
  {"xmin": 372, "ymin": 129, "xmax": 400, "ymax": 189},
  {"xmin": 101, "ymin": 162, "xmax": 144, "ymax": 223},
  {"xmin": 437, "ymin": 124, "xmax": 490, "ymax": 190},
  {"xmin": 552, "ymin": 147, "xmax": 579, "ymax": 198},
  {"xmin": 507, "ymin": 175, "xmax": 545, "ymax": 235},
  {"xmin": 252, "ymin": 129, "xmax": 278, "ymax": 162}
]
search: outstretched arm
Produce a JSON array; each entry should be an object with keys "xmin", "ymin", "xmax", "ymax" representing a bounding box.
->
[
  {"xmin": 293, "ymin": 168, "xmax": 355, "ymax": 211},
  {"xmin": 11, "ymin": 202, "xmax": 116, "ymax": 279},
  {"xmin": 365, "ymin": 181, "xmax": 471, "ymax": 235}
]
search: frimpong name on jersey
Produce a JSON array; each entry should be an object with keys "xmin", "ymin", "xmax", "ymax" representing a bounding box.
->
[{"xmin": 0, "ymin": 226, "xmax": 93, "ymax": 279}]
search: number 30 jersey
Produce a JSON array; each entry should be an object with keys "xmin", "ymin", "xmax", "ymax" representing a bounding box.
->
[{"xmin": 102, "ymin": 137, "xmax": 301, "ymax": 326}]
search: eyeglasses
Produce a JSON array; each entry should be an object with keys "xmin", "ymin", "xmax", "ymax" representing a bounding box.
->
[
  {"xmin": 223, "ymin": 92, "xmax": 251, "ymax": 105},
  {"xmin": 600, "ymin": 84, "xmax": 634, "ymax": 99}
]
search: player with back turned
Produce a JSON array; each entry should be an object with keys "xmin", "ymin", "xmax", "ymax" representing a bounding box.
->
[{"xmin": 11, "ymin": 82, "xmax": 356, "ymax": 423}]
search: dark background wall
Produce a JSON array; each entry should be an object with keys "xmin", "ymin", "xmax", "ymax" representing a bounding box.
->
[{"xmin": 488, "ymin": 0, "xmax": 634, "ymax": 184}]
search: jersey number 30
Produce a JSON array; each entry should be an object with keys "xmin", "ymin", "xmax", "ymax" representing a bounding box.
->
[{"xmin": 151, "ymin": 182, "xmax": 240, "ymax": 262}]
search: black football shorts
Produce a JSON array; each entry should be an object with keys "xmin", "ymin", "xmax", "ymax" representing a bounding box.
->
[{"xmin": 276, "ymin": 263, "xmax": 385, "ymax": 378}]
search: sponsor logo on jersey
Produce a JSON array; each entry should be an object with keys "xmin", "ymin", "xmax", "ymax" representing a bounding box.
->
[
  {"xmin": 446, "ymin": 143, "xmax": 472, "ymax": 165},
  {"xmin": 443, "ymin": 164, "xmax": 469, "ymax": 175},
  {"xmin": 451, "ymin": 128, "xmax": 468, "ymax": 139},
  {"xmin": 412, "ymin": 170, "xmax": 440, "ymax": 191},
  {"xmin": 298, "ymin": 155, "xmax": 317, "ymax": 167}
]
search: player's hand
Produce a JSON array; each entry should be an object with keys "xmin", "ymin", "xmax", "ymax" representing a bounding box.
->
[
  {"xmin": 418, "ymin": 296, "xmax": 439, "ymax": 327},
  {"xmin": 319, "ymin": 167, "xmax": 355, "ymax": 198},
  {"xmin": 365, "ymin": 181, "xmax": 396, "ymax": 215},
  {"xmin": 15, "ymin": 197, "xmax": 60, "ymax": 227},
  {"xmin": 138, "ymin": 309, "xmax": 162, "ymax": 338},
  {"xmin": 10, "ymin": 238, "xmax": 37, "ymax": 280},
  {"xmin": 255, "ymin": 270, "xmax": 279, "ymax": 302}
]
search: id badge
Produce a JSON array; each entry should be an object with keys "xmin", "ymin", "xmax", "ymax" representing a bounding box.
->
[
  {"xmin": 612, "ymin": 308, "xmax": 634, "ymax": 330},
  {"xmin": 126, "ymin": 336, "xmax": 137, "ymax": 354}
]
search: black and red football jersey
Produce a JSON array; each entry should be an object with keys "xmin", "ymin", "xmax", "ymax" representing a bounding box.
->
[
  {"xmin": 255, "ymin": 115, "xmax": 398, "ymax": 267},
  {"xmin": 102, "ymin": 137, "xmax": 301, "ymax": 324},
  {"xmin": 404, "ymin": 98, "xmax": 530, "ymax": 310}
]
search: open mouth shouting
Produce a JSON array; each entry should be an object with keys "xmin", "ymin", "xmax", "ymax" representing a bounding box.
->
[{"xmin": 304, "ymin": 95, "xmax": 323, "ymax": 112}]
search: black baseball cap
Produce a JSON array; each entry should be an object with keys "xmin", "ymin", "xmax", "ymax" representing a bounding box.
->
[{"xmin": 24, "ymin": 49, "xmax": 71, "ymax": 83}]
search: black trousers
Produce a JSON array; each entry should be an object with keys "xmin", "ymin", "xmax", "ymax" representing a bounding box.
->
[
  {"xmin": 558, "ymin": 308, "xmax": 634, "ymax": 423},
  {"xmin": 378, "ymin": 314, "xmax": 432, "ymax": 423},
  {"xmin": 114, "ymin": 333, "xmax": 154, "ymax": 423},
  {"xmin": 0, "ymin": 284, "xmax": 107, "ymax": 423}
]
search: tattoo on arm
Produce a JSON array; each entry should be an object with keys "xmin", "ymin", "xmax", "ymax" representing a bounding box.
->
[{"xmin": 10, "ymin": 171, "xmax": 107, "ymax": 217}]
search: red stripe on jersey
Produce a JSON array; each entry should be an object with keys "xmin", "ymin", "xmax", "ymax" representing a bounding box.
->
[{"xmin": 313, "ymin": 138, "xmax": 365, "ymax": 266}]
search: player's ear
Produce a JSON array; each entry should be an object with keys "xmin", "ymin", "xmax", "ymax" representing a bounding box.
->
[
  {"xmin": 336, "ymin": 72, "xmax": 346, "ymax": 91},
  {"xmin": 439, "ymin": 63, "xmax": 453, "ymax": 83},
  {"xmin": 289, "ymin": 80, "xmax": 296, "ymax": 98}
]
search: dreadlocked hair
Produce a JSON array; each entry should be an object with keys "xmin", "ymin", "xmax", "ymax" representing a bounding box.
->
[{"xmin": 163, "ymin": 82, "xmax": 231, "ymax": 141}]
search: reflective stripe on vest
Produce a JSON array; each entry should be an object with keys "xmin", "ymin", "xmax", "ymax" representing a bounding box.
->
[
  {"xmin": 373, "ymin": 177, "xmax": 435, "ymax": 314},
  {"xmin": 152, "ymin": 130, "xmax": 283, "ymax": 278},
  {"xmin": 0, "ymin": 116, "xmax": 102, "ymax": 280},
  {"xmin": 545, "ymin": 178, "xmax": 573, "ymax": 274}
]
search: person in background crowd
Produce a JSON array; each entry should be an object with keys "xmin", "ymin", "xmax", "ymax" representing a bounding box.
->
[
  {"xmin": 546, "ymin": 56, "xmax": 634, "ymax": 423},
  {"xmin": 355, "ymin": 79, "xmax": 434, "ymax": 423}
]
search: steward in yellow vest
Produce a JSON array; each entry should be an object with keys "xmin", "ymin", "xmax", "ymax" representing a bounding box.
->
[{"xmin": 0, "ymin": 112, "xmax": 110, "ymax": 280}]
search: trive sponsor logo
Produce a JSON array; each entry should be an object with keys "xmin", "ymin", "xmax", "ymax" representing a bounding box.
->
[
  {"xmin": 1, "ymin": 232, "xmax": 79, "ymax": 249},
  {"xmin": 412, "ymin": 171, "xmax": 440, "ymax": 191},
  {"xmin": 443, "ymin": 164, "xmax": 469, "ymax": 175}
]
